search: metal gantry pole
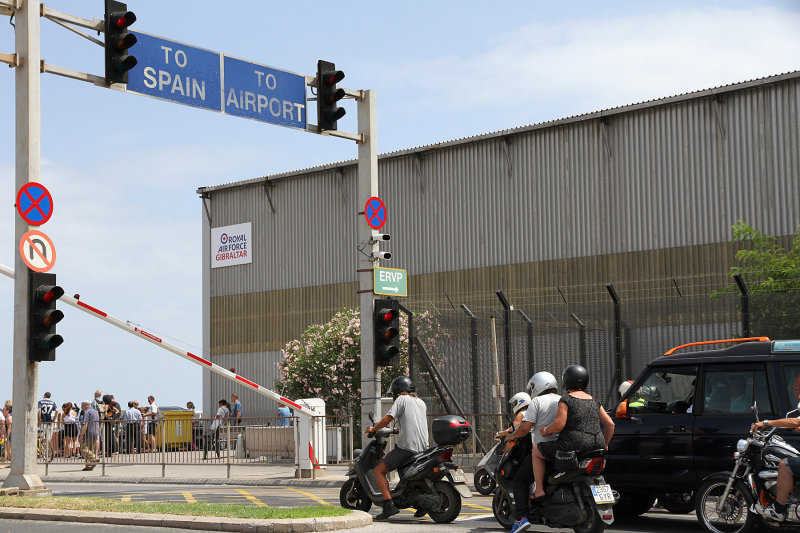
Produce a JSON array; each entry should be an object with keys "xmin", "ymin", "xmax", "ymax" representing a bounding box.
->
[
  {"xmin": 357, "ymin": 90, "xmax": 380, "ymax": 437},
  {"xmin": 6, "ymin": 0, "xmax": 45, "ymax": 491}
]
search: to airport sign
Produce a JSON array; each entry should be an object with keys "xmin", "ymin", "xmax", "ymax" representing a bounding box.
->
[{"xmin": 127, "ymin": 31, "xmax": 306, "ymax": 130}]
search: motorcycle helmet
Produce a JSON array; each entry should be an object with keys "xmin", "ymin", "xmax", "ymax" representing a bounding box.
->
[
  {"xmin": 562, "ymin": 365, "xmax": 589, "ymax": 391},
  {"xmin": 389, "ymin": 376, "xmax": 414, "ymax": 398},
  {"xmin": 527, "ymin": 371, "xmax": 558, "ymax": 398},
  {"xmin": 618, "ymin": 380, "xmax": 633, "ymax": 397},
  {"xmin": 508, "ymin": 392, "xmax": 531, "ymax": 414}
]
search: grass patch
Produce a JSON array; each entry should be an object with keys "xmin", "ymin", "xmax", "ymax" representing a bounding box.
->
[{"xmin": 0, "ymin": 496, "xmax": 350, "ymax": 519}]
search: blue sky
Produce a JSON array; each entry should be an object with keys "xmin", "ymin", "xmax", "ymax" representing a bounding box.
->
[{"xmin": 1, "ymin": 1, "xmax": 799, "ymax": 412}]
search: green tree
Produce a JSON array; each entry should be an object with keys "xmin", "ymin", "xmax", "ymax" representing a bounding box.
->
[
  {"xmin": 714, "ymin": 220, "xmax": 800, "ymax": 338},
  {"xmin": 276, "ymin": 308, "xmax": 447, "ymax": 417}
]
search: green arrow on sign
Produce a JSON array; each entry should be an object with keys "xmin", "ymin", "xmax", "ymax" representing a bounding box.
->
[{"xmin": 374, "ymin": 267, "xmax": 407, "ymax": 297}]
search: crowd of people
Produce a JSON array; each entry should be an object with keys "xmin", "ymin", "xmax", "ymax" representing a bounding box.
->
[
  {"xmin": 20, "ymin": 390, "xmax": 253, "ymax": 471},
  {"xmin": 33, "ymin": 390, "xmax": 167, "ymax": 471}
]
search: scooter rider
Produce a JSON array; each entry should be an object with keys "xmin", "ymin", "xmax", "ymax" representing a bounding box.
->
[
  {"xmin": 751, "ymin": 416, "xmax": 800, "ymax": 522},
  {"xmin": 365, "ymin": 376, "xmax": 429, "ymax": 521},
  {"xmin": 496, "ymin": 392, "xmax": 531, "ymax": 440},
  {"xmin": 504, "ymin": 371, "xmax": 561, "ymax": 533}
]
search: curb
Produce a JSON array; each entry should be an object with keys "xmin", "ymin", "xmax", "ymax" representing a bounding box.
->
[
  {"xmin": 41, "ymin": 475, "xmax": 346, "ymax": 487},
  {"xmin": 0, "ymin": 507, "xmax": 373, "ymax": 532}
]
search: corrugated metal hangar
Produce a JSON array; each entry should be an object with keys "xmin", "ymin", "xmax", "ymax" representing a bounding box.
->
[{"xmin": 197, "ymin": 71, "xmax": 800, "ymax": 417}]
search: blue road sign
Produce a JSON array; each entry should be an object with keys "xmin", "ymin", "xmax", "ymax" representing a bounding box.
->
[
  {"xmin": 16, "ymin": 182, "xmax": 53, "ymax": 226},
  {"xmin": 365, "ymin": 196, "xmax": 386, "ymax": 230},
  {"xmin": 125, "ymin": 32, "xmax": 306, "ymax": 130},
  {"xmin": 127, "ymin": 32, "xmax": 222, "ymax": 112},
  {"xmin": 223, "ymin": 56, "xmax": 307, "ymax": 129}
]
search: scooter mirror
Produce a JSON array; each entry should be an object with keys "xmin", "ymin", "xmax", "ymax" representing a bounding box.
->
[
  {"xmin": 751, "ymin": 401, "xmax": 759, "ymax": 421},
  {"xmin": 369, "ymin": 412, "xmax": 375, "ymax": 424}
]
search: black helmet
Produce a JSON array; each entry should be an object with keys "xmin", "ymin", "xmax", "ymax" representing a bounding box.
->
[
  {"xmin": 562, "ymin": 365, "xmax": 589, "ymax": 391},
  {"xmin": 389, "ymin": 376, "xmax": 414, "ymax": 398}
]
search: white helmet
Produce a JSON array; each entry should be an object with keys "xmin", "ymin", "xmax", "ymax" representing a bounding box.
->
[
  {"xmin": 508, "ymin": 392, "xmax": 531, "ymax": 414},
  {"xmin": 619, "ymin": 380, "xmax": 633, "ymax": 397},
  {"xmin": 526, "ymin": 371, "xmax": 558, "ymax": 398}
]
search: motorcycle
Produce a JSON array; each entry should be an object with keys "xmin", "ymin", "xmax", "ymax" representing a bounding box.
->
[
  {"xmin": 339, "ymin": 413, "xmax": 473, "ymax": 523},
  {"xmin": 696, "ymin": 402, "xmax": 800, "ymax": 533},
  {"xmin": 491, "ymin": 441, "xmax": 616, "ymax": 533}
]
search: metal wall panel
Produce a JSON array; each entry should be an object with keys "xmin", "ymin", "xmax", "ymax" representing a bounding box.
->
[{"xmin": 201, "ymin": 73, "xmax": 800, "ymax": 413}]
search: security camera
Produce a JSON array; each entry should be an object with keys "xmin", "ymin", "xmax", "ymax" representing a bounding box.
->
[
  {"xmin": 371, "ymin": 251, "xmax": 392, "ymax": 260},
  {"xmin": 370, "ymin": 233, "xmax": 391, "ymax": 243}
]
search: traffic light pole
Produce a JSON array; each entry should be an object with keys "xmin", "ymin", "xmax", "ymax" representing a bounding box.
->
[
  {"xmin": 6, "ymin": 0, "xmax": 45, "ymax": 491},
  {"xmin": 357, "ymin": 90, "xmax": 381, "ymax": 434}
]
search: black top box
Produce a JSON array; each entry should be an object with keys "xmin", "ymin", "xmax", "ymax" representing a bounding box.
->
[{"xmin": 432, "ymin": 415, "xmax": 471, "ymax": 445}]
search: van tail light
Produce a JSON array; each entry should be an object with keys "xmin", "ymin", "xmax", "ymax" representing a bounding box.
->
[
  {"xmin": 585, "ymin": 458, "xmax": 605, "ymax": 475},
  {"xmin": 438, "ymin": 448, "xmax": 453, "ymax": 462},
  {"xmin": 615, "ymin": 400, "xmax": 627, "ymax": 418}
]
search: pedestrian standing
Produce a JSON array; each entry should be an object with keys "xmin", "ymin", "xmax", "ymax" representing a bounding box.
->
[
  {"xmin": 122, "ymin": 401, "xmax": 142, "ymax": 454},
  {"xmin": 3, "ymin": 402, "xmax": 12, "ymax": 464},
  {"xmin": 0, "ymin": 406, "xmax": 6, "ymax": 467},
  {"xmin": 78, "ymin": 400, "xmax": 100, "ymax": 470},
  {"xmin": 145, "ymin": 396, "xmax": 159, "ymax": 451},
  {"xmin": 231, "ymin": 394, "xmax": 242, "ymax": 425},
  {"xmin": 61, "ymin": 402, "xmax": 78, "ymax": 458}
]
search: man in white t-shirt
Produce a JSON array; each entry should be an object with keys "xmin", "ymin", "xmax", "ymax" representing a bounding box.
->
[
  {"xmin": 365, "ymin": 376, "xmax": 428, "ymax": 521},
  {"xmin": 506, "ymin": 371, "xmax": 561, "ymax": 533},
  {"xmin": 145, "ymin": 395, "xmax": 159, "ymax": 450}
]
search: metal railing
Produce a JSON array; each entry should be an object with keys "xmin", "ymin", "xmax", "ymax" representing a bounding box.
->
[{"xmin": 37, "ymin": 414, "xmax": 355, "ymax": 478}]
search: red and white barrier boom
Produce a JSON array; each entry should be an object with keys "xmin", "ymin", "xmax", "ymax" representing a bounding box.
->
[{"xmin": 1, "ymin": 263, "xmax": 326, "ymax": 472}]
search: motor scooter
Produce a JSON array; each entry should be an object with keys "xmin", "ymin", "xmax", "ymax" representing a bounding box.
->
[
  {"xmin": 492, "ymin": 443, "xmax": 616, "ymax": 532},
  {"xmin": 474, "ymin": 437, "xmax": 505, "ymax": 495},
  {"xmin": 339, "ymin": 414, "xmax": 473, "ymax": 523}
]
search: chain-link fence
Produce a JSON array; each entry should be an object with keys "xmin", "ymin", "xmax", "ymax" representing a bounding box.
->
[{"xmin": 406, "ymin": 273, "xmax": 800, "ymax": 453}]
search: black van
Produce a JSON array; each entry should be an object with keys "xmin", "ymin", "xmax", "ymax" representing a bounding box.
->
[{"xmin": 605, "ymin": 338, "xmax": 800, "ymax": 516}]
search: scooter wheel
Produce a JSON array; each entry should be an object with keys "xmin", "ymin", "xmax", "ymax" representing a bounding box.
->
[
  {"xmin": 474, "ymin": 468, "xmax": 497, "ymax": 495},
  {"xmin": 492, "ymin": 489, "xmax": 515, "ymax": 529},
  {"xmin": 428, "ymin": 481, "xmax": 462, "ymax": 524},
  {"xmin": 339, "ymin": 478, "xmax": 372, "ymax": 512}
]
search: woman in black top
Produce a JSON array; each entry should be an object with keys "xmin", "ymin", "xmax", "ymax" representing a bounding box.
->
[{"xmin": 532, "ymin": 365, "xmax": 615, "ymax": 499}]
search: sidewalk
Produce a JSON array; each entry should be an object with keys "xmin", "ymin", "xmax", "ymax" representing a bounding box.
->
[{"xmin": 1, "ymin": 462, "xmax": 352, "ymax": 487}]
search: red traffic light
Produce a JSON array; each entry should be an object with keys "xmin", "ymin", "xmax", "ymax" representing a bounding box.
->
[
  {"xmin": 112, "ymin": 11, "xmax": 136, "ymax": 29},
  {"xmin": 324, "ymin": 70, "xmax": 345, "ymax": 86},
  {"xmin": 36, "ymin": 285, "xmax": 64, "ymax": 303},
  {"xmin": 378, "ymin": 309, "xmax": 397, "ymax": 323}
]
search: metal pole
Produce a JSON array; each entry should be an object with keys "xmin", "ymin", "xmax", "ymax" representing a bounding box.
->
[
  {"xmin": 518, "ymin": 309, "xmax": 534, "ymax": 378},
  {"xmin": 357, "ymin": 91, "xmax": 380, "ymax": 438},
  {"xmin": 490, "ymin": 317, "xmax": 504, "ymax": 431},
  {"xmin": 606, "ymin": 284, "xmax": 622, "ymax": 389},
  {"xmin": 496, "ymin": 291, "xmax": 512, "ymax": 400},
  {"xmin": 570, "ymin": 313, "xmax": 587, "ymax": 369},
  {"xmin": 461, "ymin": 305, "xmax": 480, "ymax": 418},
  {"xmin": 734, "ymin": 274, "xmax": 751, "ymax": 337},
  {"xmin": 5, "ymin": 0, "xmax": 44, "ymax": 491}
]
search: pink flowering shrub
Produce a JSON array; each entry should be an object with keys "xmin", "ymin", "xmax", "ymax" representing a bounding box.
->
[{"xmin": 277, "ymin": 307, "xmax": 447, "ymax": 416}]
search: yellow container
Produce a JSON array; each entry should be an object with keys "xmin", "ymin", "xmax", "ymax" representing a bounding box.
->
[{"xmin": 155, "ymin": 408, "xmax": 194, "ymax": 449}]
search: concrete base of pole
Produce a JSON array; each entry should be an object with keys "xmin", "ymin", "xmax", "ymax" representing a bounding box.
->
[
  {"xmin": 295, "ymin": 468, "xmax": 327, "ymax": 478},
  {"xmin": 2, "ymin": 474, "xmax": 45, "ymax": 491}
]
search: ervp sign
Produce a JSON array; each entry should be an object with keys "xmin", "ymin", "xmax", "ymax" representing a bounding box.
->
[{"xmin": 374, "ymin": 267, "xmax": 407, "ymax": 297}]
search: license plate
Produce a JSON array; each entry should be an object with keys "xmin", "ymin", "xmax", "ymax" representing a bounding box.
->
[
  {"xmin": 451, "ymin": 469, "xmax": 466, "ymax": 482},
  {"xmin": 590, "ymin": 484, "xmax": 614, "ymax": 504}
]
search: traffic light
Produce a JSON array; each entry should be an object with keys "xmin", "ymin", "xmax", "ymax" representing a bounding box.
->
[
  {"xmin": 374, "ymin": 298, "xmax": 400, "ymax": 366},
  {"xmin": 104, "ymin": 0, "xmax": 137, "ymax": 84},
  {"xmin": 316, "ymin": 60, "xmax": 346, "ymax": 131},
  {"xmin": 28, "ymin": 272, "xmax": 64, "ymax": 362}
]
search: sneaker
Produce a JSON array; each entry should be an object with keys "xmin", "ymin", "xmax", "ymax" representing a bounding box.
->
[
  {"xmin": 754, "ymin": 503, "xmax": 786, "ymax": 522},
  {"xmin": 375, "ymin": 500, "xmax": 399, "ymax": 521},
  {"xmin": 510, "ymin": 517, "xmax": 531, "ymax": 533}
]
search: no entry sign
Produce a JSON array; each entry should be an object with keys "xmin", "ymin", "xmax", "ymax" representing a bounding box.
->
[
  {"xmin": 364, "ymin": 196, "xmax": 386, "ymax": 230},
  {"xmin": 16, "ymin": 182, "xmax": 53, "ymax": 226}
]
